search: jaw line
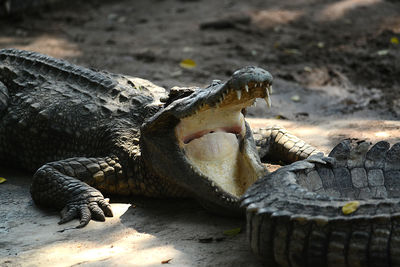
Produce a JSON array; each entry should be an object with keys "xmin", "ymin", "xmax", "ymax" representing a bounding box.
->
[
  {"xmin": 141, "ymin": 66, "xmax": 273, "ymax": 207},
  {"xmin": 175, "ymin": 96, "xmax": 268, "ymax": 200},
  {"xmin": 180, "ymin": 121, "xmax": 265, "ymax": 204}
]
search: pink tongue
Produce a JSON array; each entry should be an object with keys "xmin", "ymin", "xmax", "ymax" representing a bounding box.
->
[{"xmin": 183, "ymin": 125, "xmax": 242, "ymax": 144}]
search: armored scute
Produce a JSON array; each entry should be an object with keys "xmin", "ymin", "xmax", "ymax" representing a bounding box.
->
[{"xmin": 1, "ymin": 48, "xmax": 398, "ymax": 266}]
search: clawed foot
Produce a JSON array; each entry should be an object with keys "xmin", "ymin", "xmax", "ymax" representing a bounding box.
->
[
  {"xmin": 306, "ymin": 152, "xmax": 335, "ymax": 165},
  {"xmin": 58, "ymin": 191, "xmax": 113, "ymax": 228}
]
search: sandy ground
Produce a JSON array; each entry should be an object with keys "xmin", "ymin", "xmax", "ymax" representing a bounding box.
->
[
  {"xmin": 0, "ymin": 168, "xmax": 259, "ymax": 267},
  {"xmin": 0, "ymin": 0, "xmax": 399, "ymax": 266},
  {"xmin": 1, "ymin": 118, "xmax": 400, "ymax": 267}
]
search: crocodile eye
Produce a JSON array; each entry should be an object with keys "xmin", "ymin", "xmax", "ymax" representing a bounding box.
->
[{"xmin": 211, "ymin": 80, "xmax": 222, "ymax": 86}]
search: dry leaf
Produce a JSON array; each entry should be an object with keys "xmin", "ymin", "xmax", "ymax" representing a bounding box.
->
[
  {"xmin": 391, "ymin": 37, "xmax": 399, "ymax": 45},
  {"xmin": 198, "ymin": 237, "xmax": 213, "ymax": 243},
  {"xmin": 274, "ymin": 115, "xmax": 288, "ymax": 120},
  {"xmin": 291, "ymin": 95, "xmax": 301, "ymax": 102},
  {"xmin": 283, "ymin": 49, "xmax": 301, "ymax": 55},
  {"xmin": 223, "ymin": 227, "xmax": 241, "ymax": 236},
  {"xmin": 180, "ymin": 59, "xmax": 196, "ymax": 69},
  {"xmin": 342, "ymin": 201, "xmax": 360, "ymax": 215},
  {"xmin": 161, "ymin": 258, "xmax": 173, "ymax": 264}
]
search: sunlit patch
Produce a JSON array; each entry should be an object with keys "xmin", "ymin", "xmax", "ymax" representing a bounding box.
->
[
  {"xmin": 318, "ymin": 0, "xmax": 382, "ymax": 21},
  {"xmin": 18, "ymin": 227, "xmax": 180, "ymax": 266},
  {"xmin": 0, "ymin": 35, "xmax": 82, "ymax": 58},
  {"xmin": 251, "ymin": 9, "xmax": 303, "ymax": 29},
  {"xmin": 375, "ymin": 131, "xmax": 389, "ymax": 138}
]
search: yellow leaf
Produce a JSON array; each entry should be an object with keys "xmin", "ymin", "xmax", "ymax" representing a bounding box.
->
[
  {"xmin": 223, "ymin": 227, "xmax": 241, "ymax": 236},
  {"xmin": 291, "ymin": 95, "xmax": 301, "ymax": 102},
  {"xmin": 274, "ymin": 114, "xmax": 288, "ymax": 120},
  {"xmin": 0, "ymin": 177, "xmax": 6, "ymax": 184},
  {"xmin": 179, "ymin": 59, "xmax": 196, "ymax": 69},
  {"xmin": 391, "ymin": 37, "xmax": 399, "ymax": 45},
  {"xmin": 342, "ymin": 201, "xmax": 360, "ymax": 215}
]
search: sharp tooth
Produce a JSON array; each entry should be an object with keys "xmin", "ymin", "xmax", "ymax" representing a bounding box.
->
[
  {"xmin": 264, "ymin": 89, "xmax": 272, "ymax": 107},
  {"xmin": 264, "ymin": 96, "xmax": 271, "ymax": 107},
  {"xmin": 268, "ymin": 85, "xmax": 273, "ymax": 94},
  {"xmin": 245, "ymin": 84, "xmax": 249, "ymax": 92},
  {"xmin": 236, "ymin": 90, "xmax": 241, "ymax": 100}
]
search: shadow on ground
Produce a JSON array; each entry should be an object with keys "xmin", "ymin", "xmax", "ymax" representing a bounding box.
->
[{"xmin": 0, "ymin": 0, "xmax": 399, "ymax": 266}]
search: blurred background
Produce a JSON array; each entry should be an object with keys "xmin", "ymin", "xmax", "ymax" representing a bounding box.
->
[
  {"xmin": 0, "ymin": 0, "xmax": 399, "ymax": 137},
  {"xmin": 1, "ymin": 1, "xmax": 400, "ymax": 266}
]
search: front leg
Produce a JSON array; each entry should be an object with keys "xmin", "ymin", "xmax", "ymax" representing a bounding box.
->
[
  {"xmin": 253, "ymin": 125, "xmax": 321, "ymax": 164},
  {"xmin": 30, "ymin": 156, "xmax": 125, "ymax": 228}
]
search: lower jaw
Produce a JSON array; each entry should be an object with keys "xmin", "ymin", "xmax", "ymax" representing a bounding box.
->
[{"xmin": 184, "ymin": 131, "xmax": 256, "ymax": 198}]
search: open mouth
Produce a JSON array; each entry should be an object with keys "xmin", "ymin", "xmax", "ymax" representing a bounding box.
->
[{"xmin": 175, "ymin": 78, "xmax": 272, "ymax": 199}]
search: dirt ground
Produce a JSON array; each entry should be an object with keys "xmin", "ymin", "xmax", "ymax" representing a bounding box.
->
[{"xmin": 0, "ymin": 0, "xmax": 400, "ymax": 266}]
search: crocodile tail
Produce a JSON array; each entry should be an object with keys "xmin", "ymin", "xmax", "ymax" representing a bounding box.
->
[{"xmin": 242, "ymin": 140, "xmax": 400, "ymax": 267}]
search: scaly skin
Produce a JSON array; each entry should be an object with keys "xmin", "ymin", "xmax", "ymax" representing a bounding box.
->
[
  {"xmin": 0, "ymin": 48, "xmax": 193, "ymax": 226},
  {"xmin": 242, "ymin": 140, "xmax": 400, "ymax": 266},
  {"xmin": 253, "ymin": 126, "xmax": 320, "ymax": 164},
  {"xmin": 1, "ymin": 48, "xmax": 313, "ymax": 226},
  {"xmin": 0, "ymin": 49, "xmax": 334, "ymax": 261}
]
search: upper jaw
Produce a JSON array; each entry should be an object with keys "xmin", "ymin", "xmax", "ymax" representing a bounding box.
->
[
  {"xmin": 175, "ymin": 66, "xmax": 273, "ymax": 148},
  {"xmin": 178, "ymin": 66, "xmax": 273, "ymax": 118},
  {"xmin": 143, "ymin": 66, "xmax": 273, "ymax": 124}
]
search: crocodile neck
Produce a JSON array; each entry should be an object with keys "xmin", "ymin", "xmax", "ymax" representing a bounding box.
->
[{"xmin": 102, "ymin": 127, "xmax": 190, "ymax": 198}]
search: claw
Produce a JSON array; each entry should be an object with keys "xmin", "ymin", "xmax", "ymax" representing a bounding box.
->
[
  {"xmin": 59, "ymin": 205, "xmax": 78, "ymax": 225},
  {"xmin": 77, "ymin": 206, "xmax": 91, "ymax": 228},
  {"xmin": 99, "ymin": 199, "xmax": 113, "ymax": 217},
  {"xmin": 58, "ymin": 196, "xmax": 112, "ymax": 228},
  {"xmin": 306, "ymin": 152, "xmax": 335, "ymax": 165},
  {"xmin": 90, "ymin": 203, "xmax": 106, "ymax": 221}
]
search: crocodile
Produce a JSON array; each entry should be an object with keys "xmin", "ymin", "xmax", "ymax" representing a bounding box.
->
[
  {"xmin": 243, "ymin": 140, "xmax": 400, "ymax": 266},
  {"xmin": 5, "ymin": 49, "xmax": 396, "ymax": 266},
  {"xmin": 0, "ymin": 48, "xmax": 320, "ymax": 229}
]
